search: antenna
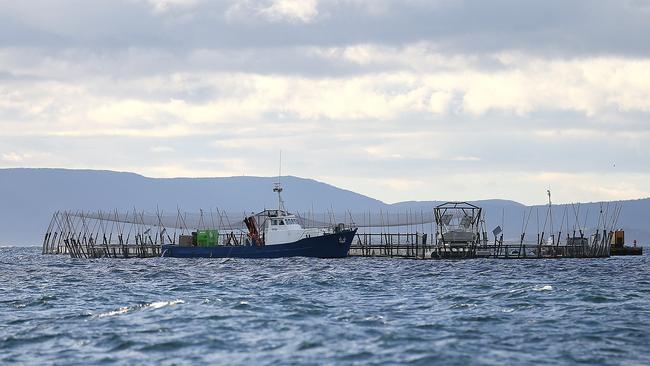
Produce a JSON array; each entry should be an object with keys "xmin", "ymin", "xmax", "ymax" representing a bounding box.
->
[{"xmin": 273, "ymin": 150, "xmax": 285, "ymax": 212}]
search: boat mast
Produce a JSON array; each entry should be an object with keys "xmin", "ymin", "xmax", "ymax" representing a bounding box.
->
[
  {"xmin": 273, "ymin": 150, "xmax": 285, "ymax": 213},
  {"xmin": 547, "ymin": 189, "xmax": 554, "ymax": 244}
]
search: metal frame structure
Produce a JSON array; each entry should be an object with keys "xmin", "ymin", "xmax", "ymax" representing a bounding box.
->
[{"xmin": 42, "ymin": 200, "xmax": 619, "ymax": 260}]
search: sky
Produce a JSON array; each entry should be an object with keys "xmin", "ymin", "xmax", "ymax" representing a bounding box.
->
[{"xmin": 1, "ymin": 0, "xmax": 650, "ymax": 205}]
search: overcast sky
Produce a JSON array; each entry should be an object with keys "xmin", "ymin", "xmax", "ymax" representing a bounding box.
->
[{"xmin": 1, "ymin": 0, "xmax": 649, "ymax": 205}]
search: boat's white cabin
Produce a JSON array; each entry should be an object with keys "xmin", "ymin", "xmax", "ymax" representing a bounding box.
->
[{"xmin": 255, "ymin": 210, "xmax": 329, "ymax": 245}]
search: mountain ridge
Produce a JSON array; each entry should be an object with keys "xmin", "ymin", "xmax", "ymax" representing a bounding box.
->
[{"xmin": 1, "ymin": 168, "xmax": 648, "ymax": 246}]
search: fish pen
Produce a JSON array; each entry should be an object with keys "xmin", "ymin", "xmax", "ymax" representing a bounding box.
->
[
  {"xmin": 42, "ymin": 209, "xmax": 255, "ymax": 258},
  {"xmin": 349, "ymin": 199, "xmax": 620, "ymax": 260},
  {"xmin": 43, "ymin": 198, "xmax": 621, "ymax": 260}
]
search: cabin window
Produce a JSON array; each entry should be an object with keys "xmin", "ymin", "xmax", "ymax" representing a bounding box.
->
[
  {"xmin": 272, "ymin": 220, "xmax": 278, "ymax": 226},
  {"xmin": 279, "ymin": 220, "xmax": 285, "ymax": 225}
]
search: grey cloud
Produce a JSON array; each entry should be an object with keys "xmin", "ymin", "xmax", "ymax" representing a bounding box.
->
[
  {"xmin": 0, "ymin": 46, "xmax": 396, "ymax": 82},
  {"xmin": 0, "ymin": 1, "xmax": 649, "ymax": 56}
]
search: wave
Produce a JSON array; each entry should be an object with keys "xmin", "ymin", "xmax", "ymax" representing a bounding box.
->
[
  {"xmin": 95, "ymin": 299, "xmax": 185, "ymax": 318},
  {"xmin": 532, "ymin": 285, "xmax": 553, "ymax": 292}
]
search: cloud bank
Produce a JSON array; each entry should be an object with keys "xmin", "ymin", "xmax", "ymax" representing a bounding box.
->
[{"xmin": 1, "ymin": 0, "xmax": 649, "ymax": 204}]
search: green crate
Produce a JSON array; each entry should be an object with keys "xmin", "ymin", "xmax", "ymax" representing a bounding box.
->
[{"xmin": 196, "ymin": 230, "xmax": 219, "ymax": 247}]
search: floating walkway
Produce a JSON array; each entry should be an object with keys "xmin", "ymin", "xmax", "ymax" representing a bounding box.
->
[{"xmin": 348, "ymin": 235, "xmax": 612, "ymax": 259}]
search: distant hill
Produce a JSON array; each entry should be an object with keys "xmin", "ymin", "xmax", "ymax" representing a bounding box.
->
[
  {"xmin": 1, "ymin": 168, "xmax": 648, "ymax": 246},
  {"xmin": 0, "ymin": 168, "xmax": 386, "ymax": 245}
]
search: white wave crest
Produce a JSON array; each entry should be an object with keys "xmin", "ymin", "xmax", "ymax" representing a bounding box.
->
[
  {"xmin": 533, "ymin": 285, "xmax": 553, "ymax": 292},
  {"xmin": 148, "ymin": 299, "xmax": 185, "ymax": 309},
  {"xmin": 97, "ymin": 306, "xmax": 130, "ymax": 318},
  {"xmin": 94, "ymin": 299, "xmax": 185, "ymax": 318}
]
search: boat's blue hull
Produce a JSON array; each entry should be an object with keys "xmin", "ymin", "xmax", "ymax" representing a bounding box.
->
[{"xmin": 161, "ymin": 229, "xmax": 357, "ymax": 258}]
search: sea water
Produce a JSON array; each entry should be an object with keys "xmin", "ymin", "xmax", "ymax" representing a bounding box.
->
[{"xmin": 1, "ymin": 247, "xmax": 649, "ymax": 365}]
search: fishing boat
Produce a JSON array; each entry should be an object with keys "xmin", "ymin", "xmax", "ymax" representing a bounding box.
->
[{"xmin": 161, "ymin": 180, "xmax": 357, "ymax": 259}]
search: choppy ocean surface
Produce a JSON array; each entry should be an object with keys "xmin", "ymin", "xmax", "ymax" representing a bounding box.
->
[{"xmin": 1, "ymin": 247, "xmax": 649, "ymax": 365}]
